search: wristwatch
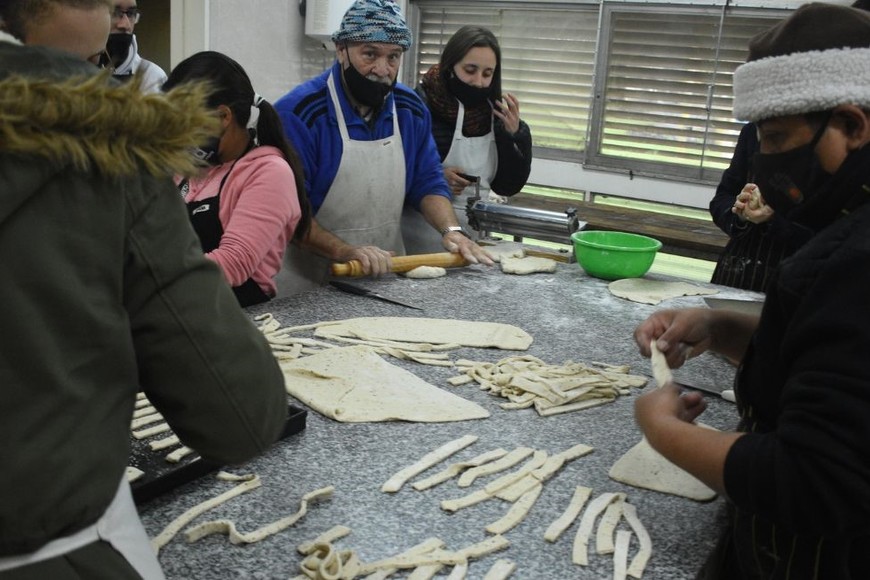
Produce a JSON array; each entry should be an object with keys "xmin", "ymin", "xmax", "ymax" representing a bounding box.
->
[{"xmin": 440, "ymin": 226, "xmax": 471, "ymax": 238}]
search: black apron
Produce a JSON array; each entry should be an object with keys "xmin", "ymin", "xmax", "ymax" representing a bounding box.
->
[
  {"xmin": 181, "ymin": 165, "xmax": 270, "ymax": 308},
  {"xmin": 709, "ymin": 225, "xmax": 786, "ymax": 293}
]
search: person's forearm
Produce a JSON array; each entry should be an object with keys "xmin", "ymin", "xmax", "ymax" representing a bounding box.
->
[
  {"xmin": 709, "ymin": 311, "xmax": 759, "ymax": 362},
  {"xmin": 295, "ymin": 218, "xmax": 353, "ymax": 261},
  {"xmin": 644, "ymin": 418, "xmax": 744, "ymax": 496},
  {"xmin": 419, "ymin": 194, "xmax": 460, "ymax": 232}
]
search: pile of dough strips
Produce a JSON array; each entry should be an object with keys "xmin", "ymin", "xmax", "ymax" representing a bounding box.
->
[
  {"xmin": 255, "ymin": 314, "xmax": 649, "ymax": 417},
  {"xmin": 447, "ymin": 355, "xmax": 649, "ymax": 416},
  {"xmin": 290, "ymin": 434, "xmax": 651, "ymax": 580},
  {"xmin": 254, "ymin": 313, "xmax": 460, "ymax": 367}
]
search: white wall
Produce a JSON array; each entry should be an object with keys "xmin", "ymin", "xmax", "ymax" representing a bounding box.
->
[
  {"xmin": 204, "ymin": 1, "xmax": 309, "ymax": 102},
  {"xmin": 203, "ymin": 0, "xmax": 400, "ymax": 102}
]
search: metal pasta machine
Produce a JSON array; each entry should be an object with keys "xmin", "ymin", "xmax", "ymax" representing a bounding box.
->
[{"xmin": 466, "ymin": 196, "xmax": 585, "ymax": 262}]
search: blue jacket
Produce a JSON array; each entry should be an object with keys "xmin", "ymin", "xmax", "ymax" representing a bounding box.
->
[{"xmin": 275, "ymin": 61, "xmax": 450, "ymax": 215}]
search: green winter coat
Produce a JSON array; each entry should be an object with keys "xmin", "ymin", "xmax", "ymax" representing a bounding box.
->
[{"xmin": 0, "ymin": 38, "xmax": 287, "ymax": 555}]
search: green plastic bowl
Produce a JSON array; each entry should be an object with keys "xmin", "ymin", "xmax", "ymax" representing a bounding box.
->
[{"xmin": 571, "ymin": 230, "xmax": 662, "ymax": 280}]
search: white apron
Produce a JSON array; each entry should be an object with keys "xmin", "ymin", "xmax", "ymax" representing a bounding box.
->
[
  {"xmin": 0, "ymin": 475, "xmax": 165, "ymax": 579},
  {"xmin": 402, "ymin": 102, "xmax": 497, "ymax": 254},
  {"xmin": 276, "ymin": 72, "xmax": 407, "ymax": 297}
]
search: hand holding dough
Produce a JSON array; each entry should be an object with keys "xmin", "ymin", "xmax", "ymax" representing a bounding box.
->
[{"xmin": 649, "ymin": 340, "xmax": 673, "ymax": 387}]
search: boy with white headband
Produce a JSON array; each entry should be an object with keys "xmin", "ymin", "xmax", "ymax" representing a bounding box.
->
[{"xmin": 632, "ymin": 4, "xmax": 870, "ymax": 578}]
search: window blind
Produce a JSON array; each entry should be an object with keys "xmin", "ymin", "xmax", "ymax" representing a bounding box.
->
[
  {"xmin": 410, "ymin": 1, "xmax": 785, "ymax": 185},
  {"xmin": 408, "ymin": 2, "xmax": 599, "ymax": 155},
  {"xmin": 585, "ymin": 5, "xmax": 780, "ymax": 182}
]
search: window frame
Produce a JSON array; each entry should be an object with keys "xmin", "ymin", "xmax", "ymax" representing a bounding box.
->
[
  {"xmin": 405, "ymin": 0, "xmax": 601, "ymax": 162},
  {"xmin": 584, "ymin": 2, "xmax": 784, "ymax": 184},
  {"xmin": 407, "ymin": 0, "xmax": 789, "ymax": 189}
]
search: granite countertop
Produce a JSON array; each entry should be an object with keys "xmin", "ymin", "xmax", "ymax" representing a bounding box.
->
[{"xmin": 138, "ymin": 261, "xmax": 761, "ymax": 580}]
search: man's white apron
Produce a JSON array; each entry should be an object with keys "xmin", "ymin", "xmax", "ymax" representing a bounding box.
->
[{"xmin": 277, "ymin": 72, "xmax": 407, "ymax": 296}]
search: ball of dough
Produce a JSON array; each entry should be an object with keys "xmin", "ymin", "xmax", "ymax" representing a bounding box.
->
[{"xmin": 404, "ymin": 266, "xmax": 447, "ymax": 279}]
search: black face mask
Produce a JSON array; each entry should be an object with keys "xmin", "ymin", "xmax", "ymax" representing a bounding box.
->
[
  {"xmin": 192, "ymin": 136, "xmax": 221, "ymax": 166},
  {"xmin": 342, "ymin": 62, "xmax": 394, "ymax": 108},
  {"xmin": 447, "ymin": 74, "xmax": 492, "ymax": 107},
  {"xmin": 106, "ymin": 32, "xmax": 134, "ymax": 63},
  {"xmin": 751, "ymin": 116, "xmax": 832, "ymax": 213}
]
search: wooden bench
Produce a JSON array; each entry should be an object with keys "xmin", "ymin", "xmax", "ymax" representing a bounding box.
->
[{"xmin": 508, "ymin": 193, "xmax": 728, "ymax": 263}]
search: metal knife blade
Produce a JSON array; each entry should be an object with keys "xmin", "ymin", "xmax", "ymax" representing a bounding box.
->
[
  {"xmin": 328, "ymin": 281, "xmax": 422, "ymax": 310},
  {"xmin": 703, "ymin": 297, "xmax": 763, "ymax": 317},
  {"xmin": 675, "ymin": 381, "xmax": 736, "ymax": 403}
]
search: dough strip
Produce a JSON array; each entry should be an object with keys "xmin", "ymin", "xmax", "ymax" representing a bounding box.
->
[
  {"xmin": 150, "ymin": 475, "xmax": 261, "ymax": 553},
  {"xmin": 184, "ymin": 485, "xmax": 334, "ymax": 544},
  {"xmin": 412, "ymin": 449, "xmax": 508, "ymax": 491},
  {"xmin": 483, "ymin": 558, "xmax": 516, "ymax": 580},
  {"xmin": 544, "ymin": 485, "xmax": 593, "ymax": 542},
  {"xmin": 613, "ymin": 530, "xmax": 632, "ymax": 580},
  {"xmin": 572, "ymin": 492, "xmax": 623, "ymax": 566},
  {"xmin": 649, "ymin": 340, "xmax": 672, "ymax": 387},
  {"xmin": 622, "ymin": 503, "xmax": 652, "ymax": 579},
  {"xmin": 381, "ymin": 435, "xmax": 478, "ymax": 493}
]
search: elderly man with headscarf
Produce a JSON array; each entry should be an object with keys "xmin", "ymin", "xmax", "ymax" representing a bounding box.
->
[{"xmin": 274, "ymin": 0, "xmax": 492, "ymax": 295}]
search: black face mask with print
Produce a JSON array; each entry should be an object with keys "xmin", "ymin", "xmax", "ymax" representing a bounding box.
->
[
  {"xmin": 751, "ymin": 115, "xmax": 831, "ymax": 213},
  {"xmin": 192, "ymin": 136, "xmax": 221, "ymax": 166},
  {"xmin": 447, "ymin": 74, "xmax": 492, "ymax": 107},
  {"xmin": 106, "ymin": 32, "xmax": 134, "ymax": 64},
  {"xmin": 343, "ymin": 62, "xmax": 394, "ymax": 108}
]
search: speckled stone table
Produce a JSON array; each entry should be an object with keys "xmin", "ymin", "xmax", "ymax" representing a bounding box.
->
[{"xmin": 138, "ymin": 262, "xmax": 762, "ymax": 580}]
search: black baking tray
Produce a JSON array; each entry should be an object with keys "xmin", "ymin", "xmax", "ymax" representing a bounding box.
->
[{"xmin": 130, "ymin": 404, "xmax": 307, "ymax": 505}]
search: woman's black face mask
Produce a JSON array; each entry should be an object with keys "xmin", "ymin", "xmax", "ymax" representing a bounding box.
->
[
  {"xmin": 342, "ymin": 61, "xmax": 394, "ymax": 108},
  {"xmin": 447, "ymin": 73, "xmax": 492, "ymax": 107},
  {"xmin": 192, "ymin": 136, "xmax": 221, "ymax": 166},
  {"xmin": 752, "ymin": 115, "xmax": 832, "ymax": 212}
]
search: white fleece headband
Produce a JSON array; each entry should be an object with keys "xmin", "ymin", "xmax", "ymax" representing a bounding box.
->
[
  {"xmin": 0, "ymin": 30, "xmax": 22, "ymax": 45},
  {"xmin": 731, "ymin": 3, "xmax": 870, "ymax": 122},
  {"xmin": 733, "ymin": 47, "xmax": 870, "ymax": 122}
]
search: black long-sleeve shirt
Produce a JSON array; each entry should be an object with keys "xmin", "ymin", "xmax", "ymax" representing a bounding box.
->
[{"xmin": 709, "ymin": 123, "xmax": 813, "ymax": 292}]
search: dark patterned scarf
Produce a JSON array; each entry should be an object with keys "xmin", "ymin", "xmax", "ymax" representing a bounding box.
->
[{"xmin": 420, "ymin": 64, "xmax": 492, "ymax": 137}]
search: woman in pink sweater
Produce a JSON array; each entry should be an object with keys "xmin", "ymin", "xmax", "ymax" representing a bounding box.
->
[{"xmin": 164, "ymin": 51, "xmax": 311, "ymax": 306}]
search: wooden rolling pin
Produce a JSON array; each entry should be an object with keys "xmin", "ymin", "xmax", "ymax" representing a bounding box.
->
[{"xmin": 331, "ymin": 252, "xmax": 469, "ymax": 277}]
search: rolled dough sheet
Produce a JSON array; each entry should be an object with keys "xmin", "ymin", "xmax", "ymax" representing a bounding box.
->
[
  {"xmin": 608, "ymin": 436, "xmax": 717, "ymax": 502},
  {"xmin": 500, "ymin": 256, "xmax": 558, "ymax": 275},
  {"xmin": 608, "ymin": 278, "xmax": 718, "ymax": 306},
  {"xmin": 280, "ymin": 346, "xmax": 490, "ymax": 422},
  {"xmin": 314, "ymin": 317, "xmax": 533, "ymax": 350}
]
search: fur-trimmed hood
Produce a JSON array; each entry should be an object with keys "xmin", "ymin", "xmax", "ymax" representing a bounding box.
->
[{"xmin": 0, "ymin": 39, "xmax": 218, "ymax": 223}]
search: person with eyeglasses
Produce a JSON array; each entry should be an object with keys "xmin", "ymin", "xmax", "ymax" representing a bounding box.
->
[
  {"xmin": 105, "ymin": 1, "xmax": 166, "ymax": 93},
  {"xmin": 0, "ymin": 3, "xmax": 289, "ymax": 579}
]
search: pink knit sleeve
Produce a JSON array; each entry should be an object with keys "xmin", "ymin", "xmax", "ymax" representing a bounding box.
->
[{"xmin": 205, "ymin": 150, "xmax": 301, "ymax": 294}]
